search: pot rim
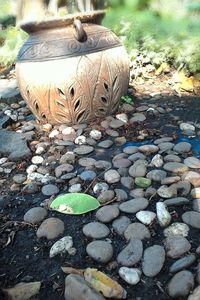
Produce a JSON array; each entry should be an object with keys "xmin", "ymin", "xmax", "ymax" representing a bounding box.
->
[{"xmin": 20, "ymin": 10, "xmax": 105, "ymax": 34}]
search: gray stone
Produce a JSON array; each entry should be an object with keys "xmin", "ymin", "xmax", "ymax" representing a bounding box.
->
[
  {"xmin": 164, "ymin": 236, "xmax": 191, "ymax": 258},
  {"xmin": 139, "ymin": 145, "xmax": 159, "ymax": 154},
  {"xmin": 191, "ymin": 187, "xmax": 200, "ymax": 198},
  {"xmin": 171, "ymin": 181, "xmax": 191, "ymax": 196},
  {"xmin": 119, "ymin": 198, "xmax": 149, "ymax": 214},
  {"xmin": 184, "ymin": 157, "xmax": 200, "ymax": 169},
  {"xmin": 147, "ymin": 170, "xmax": 167, "ymax": 182},
  {"xmin": 158, "ymin": 142, "xmax": 174, "ymax": 152},
  {"xmin": 0, "ymin": 79, "xmax": 20, "ymax": 103},
  {"xmin": 188, "ymin": 286, "xmax": 200, "ymax": 300},
  {"xmin": 130, "ymin": 188, "xmax": 145, "ymax": 198},
  {"xmin": 97, "ymin": 190, "xmax": 115, "ymax": 205},
  {"xmin": 167, "ymin": 270, "xmax": 194, "ymax": 298},
  {"xmin": 182, "ymin": 211, "xmax": 200, "ymax": 229},
  {"xmin": 119, "ymin": 267, "xmax": 141, "ymax": 285},
  {"xmin": 86, "ymin": 241, "xmax": 113, "ymax": 263},
  {"xmin": 96, "ymin": 205, "xmax": 119, "ymax": 223},
  {"xmin": 104, "ymin": 169, "xmax": 120, "ymax": 184},
  {"xmin": 13, "ymin": 173, "xmax": 26, "ymax": 184},
  {"xmin": 22, "ymin": 182, "xmax": 39, "ymax": 194},
  {"xmin": 109, "ymin": 119, "xmax": 125, "ymax": 129},
  {"xmin": 197, "ymin": 263, "xmax": 200, "ymax": 284},
  {"xmin": 157, "ymin": 185, "xmax": 176, "ymax": 198},
  {"xmin": 123, "ymin": 146, "xmax": 138, "ymax": 154},
  {"xmin": 117, "ymin": 239, "xmax": 143, "ymax": 266},
  {"xmin": 94, "ymin": 160, "xmax": 112, "ymax": 170},
  {"xmin": 150, "ymin": 154, "xmax": 164, "ymax": 167},
  {"xmin": 112, "ymin": 216, "xmax": 131, "ymax": 235},
  {"xmin": 164, "ymin": 154, "xmax": 181, "ymax": 163},
  {"xmin": 97, "ymin": 140, "xmax": 113, "ymax": 148},
  {"xmin": 55, "ymin": 164, "xmax": 74, "ymax": 177},
  {"xmin": 115, "ymin": 189, "xmax": 128, "ymax": 201},
  {"xmin": 83, "ymin": 222, "xmax": 110, "ymax": 239},
  {"xmin": 163, "ymin": 162, "xmax": 188, "ymax": 174},
  {"xmin": 154, "ymin": 137, "xmax": 174, "ymax": 144},
  {"xmin": 180, "ymin": 123, "xmax": 195, "ymax": 132},
  {"xmin": 74, "ymin": 146, "xmax": 94, "ymax": 155},
  {"xmin": 130, "ymin": 113, "xmax": 146, "ymax": 123},
  {"xmin": 24, "ymin": 207, "xmax": 47, "ymax": 224},
  {"xmin": 169, "ymin": 254, "xmax": 196, "ymax": 273},
  {"xmin": 0, "ymin": 130, "xmax": 31, "ymax": 161},
  {"xmin": 79, "ymin": 170, "xmax": 96, "ymax": 181},
  {"xmin": 78, "ymin": 157, "xmax": 96, "ymax": 167},
  {"xmin": 163, "ymin": 223, "xmax": 189, "ymax": 237},
  {"xmin": 124, "ymin": 223, "xmax": 151, "ymax": 240},
  {"xmin": 128, "ymin": 153, "xmax": 146, "ymax": 162},
  {"xmin": 136, "ymin": 211, "xmax": 156, "ymax": 225},
  {"xmin": 113, "ymin": 159, "xmax": 132, "ymax": 168},
  {"xmin": 142, "ymin": 245, "xmax": 165, "ymax": 277},
  {"xmin": 173, "ymin": 142, "xmax": 192, "ymax": 153},
  {"xmin": 0, "ymin": 115, "xmax": 12, "ymax": 129},
  {"xmin": 64, "ymin": 274, "xmax": 105, "ymax": 300},
  {"xmin": 193, "ymin": 199, "xmax": 200, "ymax": 212},
  {"xmin": 120, "ymin": 177, "xmax": 134, "ymax": 189},
  {"xmin": 164, "ymin": 197, "xmax": 189, "ymax": 206},
  {"xmin": 161, "ymin": 176, "xmax": 181, "ymax": 185},
  {"xmin": 106, "ymin": 129, "xmax": 119, "ymax": 137},
  {"xmin": 41, "ymin": 184, "xmax": 59, "ymax": 196},
  {"xmin": 129, "ymin": 161, "xmax": 147, "ymax": 178},
  {"xmin": 36, "ymin": 217, "xmax": 64, "ymax": 240}
]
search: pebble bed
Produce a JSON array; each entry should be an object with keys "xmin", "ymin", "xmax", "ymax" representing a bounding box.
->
[{"xmin": 0, "ymin": 92, "xmax": 200, "ymax": 300}]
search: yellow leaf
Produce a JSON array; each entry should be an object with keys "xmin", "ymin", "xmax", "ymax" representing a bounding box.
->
[
  {"xmin": 84, "ymin": 268, "xmax": 126, "ymax": 299},
  {"xmin": 3, "ymin": 281, "xmax": 41, "ymax": 300},
  {"xmin": 155, "ymin": 62, "xmax": 171, "ymax": 76},
  {"xmin": 61, "ymin": 266, "xmax": 84, "ymax": 276},
  {"xmin": 172, "ymin": 70, "xmax": 200, "ymax": 94}
]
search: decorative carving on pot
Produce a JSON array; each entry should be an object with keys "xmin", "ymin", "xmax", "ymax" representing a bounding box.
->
[{"xmin": 16, "ymin": 11, "xmax": 130, "ymax": 125}]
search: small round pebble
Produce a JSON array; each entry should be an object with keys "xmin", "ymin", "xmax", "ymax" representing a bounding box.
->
[
  {"xmin": 142, "ymin": 245, "xmax": 165, "ymax": 277},
  {"xmin": 112, "ymin": 216, "xmax": 131, "ymax": 235},
  {"xmin": 104, "ymin": 169, "xmax": 120, "ymax": 184},
  {"xmin": 42, "ymin": 184, "xmax": 59, "ymax": 196},
  {"xmin": 24, "ymin": 207, "xmax": 48, "ymax": 224},
  {"xmin": 167, "ymin": 270, "xmax": 194, "ymax": 298},
  {"xmin": 119, "ymin": 267, "xmax": 141, "ymax": 285},
  {"xmin": 182, "ymin": 211, "xmax": 200, "ymax": 229},
  {"xmin": 83, "ymin": 222, "xmax": 110, "ymax": 239},
  {"xmin": 96, "ymin": 205, "xmax": 119, "ymax": 223},
  {"xmin": 36, "ymin": 217, "xmax": 64, "ymax": 240},
  {"xmin": 124, "ymin": 222, "xmax": 151, "ymax": 240},
  {"xmin": 31, "ymin": 156, "xmax": 44, "ymax": 165},
  {"xmin": 86, "ymin": 241, "xmax": 113, "ymax": 263}
]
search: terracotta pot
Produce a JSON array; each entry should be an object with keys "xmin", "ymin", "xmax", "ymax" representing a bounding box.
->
[{"xmin": 16, "ymin": 11, "xmax": 130, "ymax": 125}]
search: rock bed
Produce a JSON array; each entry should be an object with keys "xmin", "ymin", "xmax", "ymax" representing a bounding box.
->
[{"xmin": 0, "ymin": 93, "xmax": 200, "ymax": 300}]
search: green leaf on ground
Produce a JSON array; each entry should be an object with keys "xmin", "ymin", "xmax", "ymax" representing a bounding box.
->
[
  {"xmin": 121, "ymin": 95, "xmax": 134, "ymax": 105},
  {"xmin": 50, "ymin": 193, "xmax": 100, "ymax": 215}
]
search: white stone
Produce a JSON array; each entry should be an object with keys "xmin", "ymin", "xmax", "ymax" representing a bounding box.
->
[
  {"xmin": 27, "ymin": 172, "xmax": 54, "ymax": 184},
  {"xmin": 89, "ymin": 129, "xmax": 102, "ymax": 140},
  {"xmin": 116, "ymin": 113, "xmax": 129, "ymax": 123},
  {"xmin": 49, "ymin": 129, "xmax": 59, "ymax": 138},
  {"xmin": 49, "ymin": 236, "xmax": 73, "ymax": 258},
  {"xmin": 68, "ymin": 184, "xmax": 82, "ymax": 193},
  {"xmin": 157, "ymin": 185, "xmax": 176, "ymax": 198},
  {"xmin": 0, "ymin": 157, "xmax": 8, "ymax": 165},
  {"xmin": 180, "ymin": 123, "xmax": 195, "ymax": 132},
  {"xmin": 150, "ymin": 154, "xmax": 164, "ymax": 168},
  {"xmin": 62, "ymin": 127, "xmax": 76, "ymax": 135},
  {"xmin": 164, "ymin": 223, "xmax": 190, "ymax": 237},
  {"xmin": 156, "ymin": 202, "xmax": 171, "ymax": 227},
  {"xmin": 75, "ymin": 135, "xmax": 86, "ymax": 145},
  {"xmin": 31, "ymin": 156, "xmax": 44, "ymax": 165},
  {"xmin": 26, "ymin": 164, "xmax": 38, "ymax": 174},
  {"xmin": 93, "ymin": 182, "xmax": 109, "ymax": 194},
  {"xmin": 136, "ymin": 211, "xmax": 156, "ymax": 225},
  {"xmin": 119, "ymin": 267, "xmax": 141, "ymax": 285},
  {"xmin": 35, "ymin": 146, "xmax": 45, "ymax": 155}
]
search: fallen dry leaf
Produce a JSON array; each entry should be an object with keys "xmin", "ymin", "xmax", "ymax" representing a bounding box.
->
[
  {"xmin": 3, "ymin": 281, "xmax": 41, "ymax": 300},
  {"xmin": 84, "ymin": 268, "xmax": 126, "ymax": 299},
  {"xmin": 61, "ymin": 266, "xmax": 84, "ymax": 276},
  {"xmin": 155, "ymin": 62, "xmax": 171, "ymax": 76},
  {"xmin": 172, "ymin": 70, "xmax": 200, "ymax": 94}
]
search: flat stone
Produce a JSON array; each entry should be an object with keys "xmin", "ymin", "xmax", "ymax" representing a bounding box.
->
[
  {"xmin": 164, "ymin": 236, "xmax": 191, "ymax": 258},
  {"xmin": 191, "ymin": 187, "xmax": 200, "ymax": 198},
  {"xmin": 184, "ymin": 157, "xmax": 200, "ymax": 169},
  {"xmin": 157, "ymin": 185, "xmax": 176, "ymax": 198},
  {"xmin": 96, "ymin": 205, "xmax": 119, "ymax": 223},
  {"xmin": 109, "ymin": 119, "xmax": 125, "ymax": 129},
  {"xmin": 169, "ymin": 254, "xmax": 196, "ymax": 273},
  {"xmin": 86, "ymin": 241, "xmax": 113, "ymax": 263},
  {"xmin": 136, "ymin": 211, "xmax": 156, "ymax": 225},
  {"xmin": 74, "ymin": 146, "xmax": 94, "ymax": 155},
  {"xmin": 139, "ymin": 145, "xmax": 159, "ymax": 154},
  {"xmin": 97, "ymin": 140, "xmax": 113, "ymax": 148},
  {"xmin": 115, "ymin": 189, "xmax": 128, "ymax": 201},
  {"xmin": 164, "ymin": 154, "xmax": 181, "ymax": 163},
  {"xmin": 135, "ymin": 177, "xmax": 151, "ymax": 188},
  {"xmin": 154, "ymin": 137, "xmax": 174, "ymax": 144},
  {"xmin": 142, "ymin": 245, "xmax": 165, "ymax": 277},
  {"xmin": 113, "ymin": 158, "xmax": 132, "ymax": 168},
  {"xmin": 41, "ymin": 184, "xmax": 59, "ymax": 196},
  {"xmin": 68, "ymin": 184, "xmax": 82, "ymax": 193},
  {"xmin": 182, "ymin": 211, "xmax": 200, "ymax": 229},
  {"xmin": 97, "ymin": 190, "xmax": 115, "ymax": 205},
  {"xmin": 104, "ymin": 169, "xmax": 120, "ymax": 184},
  {"xmin": 119, "ymin": 198, "xmax": 149, "ymax": 214},
  {"xmin": 165, "ymin": 222, "xmax": 189, "ymax": 238},
  {"xmin": 147, "ymin": 170, "xmax": 167, "ymax": 182},
  {"xmin": 128, "ymin": 153, "xmax": 146, "ymax": 162},
  {"xmin": 120, "ymin": 176, "xmax": 134, "ymax": 189},
  {"xmin": 150, "ymin": 154, "xmax": 164, "ymax": 167},
  {"xmin": 24, "ymin": 207, "xmax": 48, "ymax": 224},
  {"xmin": 158, "ymin": 142, "xmax": 174, "ymax": 152},
  {"xmin": 173, "ymin": 142, "xmax": 192, "ymax": 153},
  {"xmin": 64, "ymin": 274, "xmax": 105, "ymax": 300},
  {"xmin": 119, "ymin": 267, "xmax": 141, "ymax": 285},
  {"xmin": 94, "ymin": 160, "xmax": 112, "ymax": 170},
  {"xmin": 124, "ymin": 223, "xmax": 151, "ymax": 240},
  {"xmin": 78, "ymin": 157, "xmax": 96, "ymax": 167},
  {"xmin": 0, "ymin": 115, "xmax": 13, "ymax": 129},
  {"xmin": 161, "ymin": 176, "xmax": 181, "ymax": 185},
  {"xmin": 112, "ymin": 216, "xmax": 131, "ymax": 235},
  {"xmin": 130, "ymin": 113, "xmax": 146, "ymax": 123},
  {"xmin": 180, "ymin": 123, "xmax": 195, "ymax": 132},
  {"xmin": 193, "ymin": 199, "xmax": 200, "ymax": 212},
  {"xmin": 130, "ymin": 188, "xmax": 145, "ymax": 198},
  {"xmin": 163, "ymin": 162, "xmax": 188, "ymax": 174},
  {"xmin": 31, "ymin": 156, "xmax": 44, "ymax": 165},
  {"xmin": 83, "ymin": 222, "xmax": 110, "ymax": 239},
  {"xmin": 106, "ymin": 129, "xmax": 119, "ymax": 137},
  {"xmin": 188, "ymin": 286, "xmax": 200, "ymax": 300},
  {"xmin": 0, "ymin": 130, "xmax": 31, "ymax": 162},
  {"xmin": 55, "ymin": 164, "xmax": 74, "ymax": 177},
  {"xmin": 167, "ymin": 271, "xmax": 194, "ymax": 298},
  {"xmin": 183, "ymin": 171, "xmax": 200, "ymax": 187},
  {"xmin": 164, "ymin": 197, "xmax": 189, "ymax": 206},
  {"xmin": 36, "ymin": 217, "xmax": 64, "ymax": 240},
  {"xmin": 123, "ymin": 146, "xmax": 138, "ymax": 154},
  {"xmin": 79, "ymin": 171, "xmax": 96, "ymax": 181},
  {"xmin": 171, "ymin": 180, "xmax": 191, "ymax": 196},
  {"xmin": 117, "ymin": 239, "xmax": 143, "ymax": 266},
  {"xmin": 129, "ymin": 161, "xmax": 147, "ymax": 178},
  {"xmin": 13, "ymin": 174, "xmax": 26, "ymax": 184}
]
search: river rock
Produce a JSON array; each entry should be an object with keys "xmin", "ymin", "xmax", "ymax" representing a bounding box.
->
[
  {"xmin": 124, "ymin": 223, "xmax": 151, "ymax": 240},
  {"xmin": 121, "ymin": 177, "xmax": 134, "ymax": 189},
  {"xmin": 161, "ymin": 176, "xmax": 181, "ymax": 185},
  {"xmin": 164, "ymin": 197, "xmax": 189, "ymax": 206},
  {"xmin": 139, "ymin": 145, "xmax": 159, "ymax": 154},
  {"xmin": 83, "ymin": 222, "xmax": 110, "ymax": 239},
  {"xmin": 188, "ymin": 286, "xmax": 200, "ymax": 300},
  {"xmin": 182, "ymin": 211, "xmax": 200, "ymax": 229},
  {"xmin": 147, "ymin": 170, "xmax": 167, "ymax": 182},
  {"xmin": 135, "ymin": 177, "xmax": 151, "ymax": 188},
  {"xmin": 164, "ymin": 223, "xmax": 189, "ymax": 237},
  {"xmin": 142, "ymin": 245, "xmax": 165, "ymax": 277},
  {"xmin": 97, "ymin": 190, "xmax": 115, "ymax": 205},
  {"xmin": 41, "ymin": 184, "xmax": 59, "ymax": 196},
  {"xmin": 173, "ymin": 142, "xmax": 192, "ymax": 153},
  {"xmin": 49, "ymin": 236, "xmax": 73, "ymax": 258},
  {"xmin": 163, "ymin": 162, "xmax": 189, "ymax": 174},
  {"xmin": 183, "ymin": 171, "xmax": 200, "ymax": 187},
  {"xmin": 65, "ymin": 274, "xmax": 105, "ymax": 300},
  {"xmin": 191, "ymin": 188, "xmax": 200, "ymax": 199},
  {"xmin": 167, "ymin": 270, "xmax": 194, "ymax": 298},
  {"xmin": 104, "ymin": 170, "xmax": 120, "ymax": 184},
  {"xmin": 119, "ymin": 267, "xmax": 141, "ymax": 285},
  {"xmin": 157, "ymin": 185, "xmax": 176, "ymax": 198},
  {"xmin": 96, "ymin": 205, "xmax": 119, "ymax": 223},
  {"xmin": 86, "ymin": 241, "xmax": 113, "ymax": 263},
  {"xmin": 150, "ymin": 154, "xmax": 164, "ymax": 167},
  {"xmin": 24, "ymin": 207, "xmax": 48, "ymax": 224},
  {"xmin": 79, "ymin": 170, "xmax": 96, "ymax": 181},
  {"xmin": 117, "ymin": 239, "xmax": 143, "ymax": 266},
  {"xmin": 119, "ymin": 198, "xmax": 149, "ymax": 213},
  {"xmin": 13, "ymin": 173, "xmax": 27, "ymax": 184},
  {"xmin": 36, "ymin": 217, "xmax": 64, "ymax": 240},
  {"xmin": 164, "ymin": 236, "xmax": 191, "ymax": 258},
  {"xmin": 74, "ymin": 146, "xmax": 94, "ymax": 155},
  {"xmin": 130, "ymin": 113, "xmax": 146, "ymax": 123},
  {"xmin": 193, "ymin": 199, "xmax": 200, "ymax": 212},
  {"xmin": 164, "ymin": 154, "xmax": 181, "ymax": 163},
  {"xmin": 156, "ymin": 202, "xmax": 171, "ymax": 227},
  {"xmin": 169, "ymin": 254, "xmax": 196, "ymax": 273},
  {"xmin": 184, "ymin": 157, "xmax": 200, "ymax": 169},
  {"xmin": 123, "ymin": 146, "xmax": 138, "ymax": 154},
  {"xmin": 129, "ymin": 161, "xmax": 147, "ymax": 177},
  {"xmin": 98, "ymin": 140, "xmax": 113, "ymax": 148},
  {"xmin": 112, "ymin": 216, "xmax": 131, "ymax": 235},
  {"xmin": 136, "ymin": 211, "xmax": 156, "ymax": 225}
]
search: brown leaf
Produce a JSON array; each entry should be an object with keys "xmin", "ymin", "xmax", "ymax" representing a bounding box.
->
[
  {"xmin": 3, "ymin": 281, "xmax": 41, "ymax": 300},
  {"xmin": 61, "ymin": 266, "xmax": 84, "ymax": 276}
]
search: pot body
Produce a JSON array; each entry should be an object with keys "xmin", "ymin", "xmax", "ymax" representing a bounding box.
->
[{"xmin": 16, "ymin": 14, "xmax": 130, "ymax": 125}]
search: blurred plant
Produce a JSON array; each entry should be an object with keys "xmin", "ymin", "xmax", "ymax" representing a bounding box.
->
[{"xmin": 121, "ymin": 95, "xmax": 134, "ymax": 105}]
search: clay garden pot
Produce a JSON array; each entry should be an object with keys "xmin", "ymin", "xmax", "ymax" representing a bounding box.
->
[{"xmin": 16, "ymin": 11, "xmax": 130, "ymax": 125}]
